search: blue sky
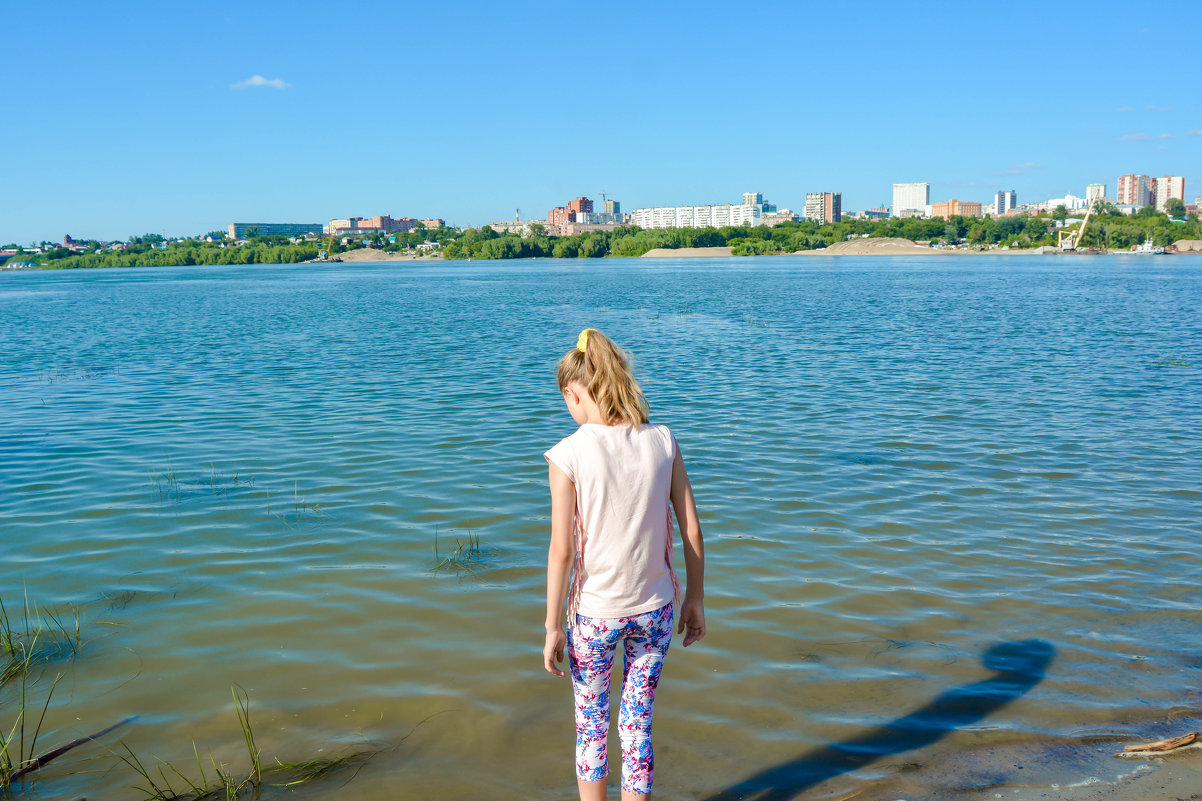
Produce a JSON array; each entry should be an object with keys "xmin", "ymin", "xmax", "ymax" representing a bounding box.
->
[{"xmin": 4, "ymin": 0, "xmax": 1199, "ymax": 243}]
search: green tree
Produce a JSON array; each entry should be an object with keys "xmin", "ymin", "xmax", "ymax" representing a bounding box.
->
[
  {"xmin": 1052, "ymin": 205, "xmax": 1068, "ymax": 221},
  {"xmin": 1164, "ymin": 197, "xmax": 1186, "ymax": 219}
]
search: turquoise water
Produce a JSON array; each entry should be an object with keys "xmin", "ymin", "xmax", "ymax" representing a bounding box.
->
[{"xmin": 1, "ymin": 256, "xmax": 1199, "ymax": 800}]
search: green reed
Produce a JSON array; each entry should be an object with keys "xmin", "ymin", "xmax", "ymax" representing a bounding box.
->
[{"xmin": 1, "ymin": 671, "xmax": 64, "ymax": 789}]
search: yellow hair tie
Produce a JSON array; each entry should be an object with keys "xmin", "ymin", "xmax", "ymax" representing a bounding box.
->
[{"xmin": 577, "ymin": 328, "xmax": 594, "ymax": 353}]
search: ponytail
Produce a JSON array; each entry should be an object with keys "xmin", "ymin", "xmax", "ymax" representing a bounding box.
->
[{"xmin": 557, "ymin": 329, "xmax": 650, "ymax": 427}]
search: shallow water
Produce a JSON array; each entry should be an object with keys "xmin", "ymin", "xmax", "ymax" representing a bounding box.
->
[{"xmin": 1, "ymin": 255, "xmax": 1200, "ymax": 800}]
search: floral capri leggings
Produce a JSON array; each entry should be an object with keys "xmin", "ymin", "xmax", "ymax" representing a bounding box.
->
[{"xmin": 568, "ymin": 602, "xmax": 673, "ymax": 795}]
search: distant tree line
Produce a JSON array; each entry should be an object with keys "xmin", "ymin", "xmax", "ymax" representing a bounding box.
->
[{"xmin": 23, "ymin": 205, "xmax": 1200, "ymax": 269}]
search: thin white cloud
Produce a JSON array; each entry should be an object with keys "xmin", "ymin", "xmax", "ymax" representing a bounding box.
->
[
  {"xmin": 231, "ymin": 75, "xmax": 291, "ymax": 90},
  {"xmin": 996, "ymin": 162, "xmax": 1042, "ymax": 176},
  {"xmin": 1115, "ymin": 106, "xmax": 1134, "ymax": 113},
  {"xmin": 1118, "ymin": 133, "xmax": 1151, "ymax": 142},
  {"xmin": 1158, "ymin": 133, "xmax": 1172, "ymax": 139},
  {"xmin": 1188, "ymin": 130, "xmax": 1202, "ymax": 137},
  {"xmin": 1146, "ymin": 105, "xmax": 1171, "ymax": 112}
]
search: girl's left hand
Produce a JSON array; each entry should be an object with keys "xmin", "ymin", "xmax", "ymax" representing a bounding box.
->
[
  {"xmin": 543, "ymin": 627, "xmax": 567, "ymax": 676},
  {"xmin": 678, "ymin": 598, "xmax": 706, "ymax": 647}
]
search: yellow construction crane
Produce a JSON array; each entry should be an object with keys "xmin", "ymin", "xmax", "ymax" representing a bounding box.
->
[{"xmin": 1057, "ymin": 197, "xmax": 1098, "ymax": 251}]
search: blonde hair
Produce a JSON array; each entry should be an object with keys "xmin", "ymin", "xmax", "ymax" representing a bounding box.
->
[{"xmin": 557, "ymin": 329, "xmax": 650, "ymax": 427}]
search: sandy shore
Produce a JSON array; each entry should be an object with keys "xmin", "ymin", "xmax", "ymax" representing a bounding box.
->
[
  {"xmin": 320, "ymin": 248, "xmax": 441, "ymax": 263},
  {"xmin": 799, "ymin": 237, "xmax": 1040, "ymax": 256},
  {"xmin": 641, "ymin": 246, "xmax": 733, "ymax": 258}
]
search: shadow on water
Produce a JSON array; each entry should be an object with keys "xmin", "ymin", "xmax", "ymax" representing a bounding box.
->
[{"xmin": 703, "ymin": 639, "xmax": 1055, "ymax": 801}]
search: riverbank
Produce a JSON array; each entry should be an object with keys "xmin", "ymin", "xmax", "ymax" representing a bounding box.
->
[{"xmin": 798, "ymin": 237, "xmax": 1040, "ymax": 255}]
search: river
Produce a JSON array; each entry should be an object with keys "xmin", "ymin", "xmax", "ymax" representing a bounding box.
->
[{"xmin": 1, "ymin": 255, "xmax": 1199, "ymax": 799}]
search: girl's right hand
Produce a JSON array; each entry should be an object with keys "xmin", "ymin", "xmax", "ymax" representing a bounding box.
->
[{"xmin": 543, "ymin": 627, "xmax": 567, "ymax": 676}]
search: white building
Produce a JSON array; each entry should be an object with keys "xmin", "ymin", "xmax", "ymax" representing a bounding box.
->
[
  {"xmin": 1154, "ymin": 176, "xmax": 1185, "ymax": 212},
  {"xmin": 892, "ymin": 183, "xmax": 930, "ymax": 216},
  {"xmin": 631, "ymin": 203, "xmax": 763, "ymax": 230},
  {"xmin": 1046, "ymin": 194, "xmax": 1087, "ymax": 211},
  {"xmin": 1086, "ymin": 183, "xmax": 1107, "ymax": 202}
]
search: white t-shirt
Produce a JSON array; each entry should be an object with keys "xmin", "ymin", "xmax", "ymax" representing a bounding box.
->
[{"xmin": 545, "ymin": 423, "xmax": 678, "ymax": 619}]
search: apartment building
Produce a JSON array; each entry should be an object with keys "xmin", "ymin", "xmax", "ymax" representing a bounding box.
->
[
  {"xmin": 803, "ymin": 192, "xmax": 842, "ymax": 224},
  {"xmin": 631, "ymin": 203, "xmax": 763, "ymax": 230},
  {"xmin": 1154, "ymin": 176, "xmax": 1185, "ymax": 212},
  {"xmin": 1116, "ymin": 174, "xmax": 1153, "ymax": 207}
]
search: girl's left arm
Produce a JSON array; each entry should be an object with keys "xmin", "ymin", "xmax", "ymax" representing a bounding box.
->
[
  {"xmin": 670, "ymin": 445, "xmax": 706, "ymax": 646},
  {"xmin": 543, "ymin": 462, "xmax": 576, "ymax": 676}
]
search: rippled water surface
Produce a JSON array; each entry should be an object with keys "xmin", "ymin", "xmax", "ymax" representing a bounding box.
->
[{"xmin": 2, "ymin": 256, "xmax": 1200, "ymax": 800}]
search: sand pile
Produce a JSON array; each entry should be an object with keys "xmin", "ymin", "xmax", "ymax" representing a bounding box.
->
[
  {"xmin": 809, "ymin": 237, "xmax": 928, "ymax": 255},
  {"xmin": 330, "ymin": 249, "xmax": 440, "ymax": 262},
  {"xmin": 1172, "ymin": 240, "xmax": 1202, "ymax": 253},
  {"xmin": 641, "ymin": 246, "xmax": 734, "ymax": 258}
]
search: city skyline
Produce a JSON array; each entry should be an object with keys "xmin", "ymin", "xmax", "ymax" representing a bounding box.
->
[{"xmin": 5, "ymin": 0, "xmax": 1201, "ymax": 244}]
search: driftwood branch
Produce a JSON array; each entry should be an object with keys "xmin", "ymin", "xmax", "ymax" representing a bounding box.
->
[
  {"xmin": 1119, "ymin": 730, "xmax": 1198, "ymax": 756},
  {"xmin": 4, "ymin": 716, "xmax": 137, "ymax": 785}
]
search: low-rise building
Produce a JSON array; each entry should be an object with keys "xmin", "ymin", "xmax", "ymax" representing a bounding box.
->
[
  {"xmin": 930, "ymin": 200, "xmax": 982, "ymax": 219},
  {"xmin": 327, "ymin": 215, "xmax": 417, "ymax": 235},
  {"xmin": 761, "ymin": 210, "xmax": 797, "ymax": 226},
  {"xmin": 229, "ymin": 222, "xmax": 323, "ymax": 239}
]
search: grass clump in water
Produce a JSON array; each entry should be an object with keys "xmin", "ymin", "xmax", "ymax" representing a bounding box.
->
[
  {"xmin": 120, "ymin": 687, "xmax": 380, "ymax": 799},
  {"xmin": 1, "ymin": 594, "xmax": 132, "ymax": 790},
  {"xmin": 0, "ymin": 595, "xmax": 80, "ymax": 688},
  {"xmin": 267, "ymin": 481, "xmax": 325, "ymax": 528},
  {"xmin": 432, "ymin": 526, "xmax": 485, "ymax": 574},
  {"xmin": 150, "ymin": 466, "xmax": 255, "ymax": 504},
  {"xmin": 120, "ymin": 686, "xmax": 261, "ymax": 801},
  {"xmin": 1153, "ymin": 355, "xmax": 1192, "ymax": 367}
]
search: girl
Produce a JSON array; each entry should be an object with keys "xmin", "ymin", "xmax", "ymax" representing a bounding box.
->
[{"xmin": 543, "ymin": 328, "xmax": 706, "ymax": 801}]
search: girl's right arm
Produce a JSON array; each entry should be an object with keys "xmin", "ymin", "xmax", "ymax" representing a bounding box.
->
[
  {"xmin": 543, "ymin": 462, "xmax": 576, "ymax": 676},
  {"xmin": 670, "ymin": 445, "xmax": 706, "ymax": 646}
]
